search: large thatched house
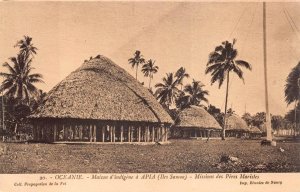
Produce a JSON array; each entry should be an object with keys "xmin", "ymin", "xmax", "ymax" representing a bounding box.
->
[
  {"xmin": 225, "ymin": 114, "xmax": 250, "ymax": 138},
  {"xmin": 173, "ymin": 106, "xmax": 222, "ymax": 139},
  {"xmin": 29, "ymin": 55, "xmax": 173, "ymax": 143}
]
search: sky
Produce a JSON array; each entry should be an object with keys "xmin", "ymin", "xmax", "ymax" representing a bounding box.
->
[{"xmin": 0, "ymin": 1, "xmax": 299, "ymax": 116}]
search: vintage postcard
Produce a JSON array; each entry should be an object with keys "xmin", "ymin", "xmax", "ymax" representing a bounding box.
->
[{"xmin": 0, "ymin": 1, "xmax": 299, "ymax": 191}]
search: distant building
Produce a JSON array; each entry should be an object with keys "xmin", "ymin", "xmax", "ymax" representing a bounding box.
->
[
  {"xmin": 173, "ymin": 105, "xmax": 222, "ymax": 139},
  {"xmin": 225, "ymin": 114, "xmax": 250, "ymax": 138}
]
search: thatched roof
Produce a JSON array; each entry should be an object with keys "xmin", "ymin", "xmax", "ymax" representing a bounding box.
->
[
  {"xmin": 30, "ymin": 55, "xmax": 173, "ymax": 124},
  {"xmin": 175, "ymin": 106, "xmax": 222, "ymax": 130},
  {"xmin": 225, "ymin": 114, "xmax": 250, "ymax": 132},
  {"xmin": 250, "ymin": 126, "xmax": 262, "ymax": 133}
]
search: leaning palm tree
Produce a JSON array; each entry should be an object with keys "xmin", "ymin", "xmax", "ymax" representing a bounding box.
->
[
  {"xmin": 205, "ymin": 39, "xmax": 252, "ymax": 140},
  {"xmin": 141, "ymin": 59, "xmax": 159, "ymax": 89},
  {"xmin": 15, "ymin": 36, "xmax": 37, "ymax": 57},
  {"xmin": 176, "ymin": 79, "xmax": 209, "ymax": 109},
  {"xmin": 284, "ymin": 61, "xmax": 300, "ymax": 132},
  {"xmin": 128, "ymin": 50, "xmax": 145, "ymax": 80},
  {"xmin": 175, "ymin": 67, "xmax": 189, "ymax": 90},
  {"xmin": 0, "ymin": 53, "xmax": 44, "ymax": 105},
  {"xmin": 155, "ymin": 73, "xmax": 180, "ymax": 109}
]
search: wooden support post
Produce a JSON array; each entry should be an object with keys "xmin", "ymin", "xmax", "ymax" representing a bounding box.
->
[
  {"xmin": 121, "ymin": 125, "xmax": 124, "ymax": 142},
  {"xmin": 53, "ymin": 124, "xmax": 57, "ymax": 142},
  {"xmin": 128, "ymin": 126, "xmax": 131, "ymax": 142},
  {"xmin": 163, "ymin": 127, "xmax": 166, "ymax": 142},
  {"xmin": 152, "ymin": 126, "xmax": 155, "ymax": 142},
  {"xmin": 144, "ymin": 127, "xmax": 147, "ymax": 142},
  {"xmin": 89, "ymin": 125, "xmax": 93, "ymax": 142},
  {"xmin": 154, "ymin": 127, "xmax": 157, "ymax": 142},
  {"xmin": 36, "ymin": 124, "xmax": 40, "ymax": 141},
  {"xmin": 147, "ymin": 126, "xmax": 150, "ymax": 142},
  {"xmin": 68, "ymin": 124, "xmax": 72, "ymax": 140},
  {"xmin": 131, "ymin": 126, "xmax": 134, "ymax": 142},
  {"xmin": 138, "ymin": 126, "xmax": 141, "ymax": 142},
  {"xmin": 62, "ymin": 124, "xmax": 66, "ymax": 140},
  {"xmin": 109, "ymin": 125, "xmax": 112, "ymax": 142},
  {"xmin": 102, "ymin": 126, "xmax": 105, "ymax": 142},
  {"xmin": 93, "ymin": 125, "xmax": 97, "ymax": 142},
  {"xmin": 161, "ymin": 127, "xmax": 163, "ymax": 142},
  {"xmin": 79, "ymin": 125, "xmax": 82, "ymax": 140},
  {"xmin": 165, "ymin": 127, "xmax": 168, "ymax": 141},
  {"xmin": 113, "ymin": 126, "xmax": 116, "ymax": 142},
  {"xmin": 143, "ymin": 127, "xmax": 146, "ymax": 142}
]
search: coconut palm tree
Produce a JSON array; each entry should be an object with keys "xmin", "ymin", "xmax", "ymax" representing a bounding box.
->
[
  {"xmin": 205, "ymin": 39, "xmax": 252, "ymax": 140},
  {"xmin": 284, "ymin": 61, "xmax": 300, "ymax": 132},
  {"xmin": 15, "ymin": 36, "xmax": 37, "ymax": 57},
  {"xmin": 155, "ymin": 73, "xmax": 180, "ymax": 109},
  {"xmin": 128, "ymin": 50, "xmax": 145, "ymax": 80},
  {"xmin": 141, "ymin": 59, "xmax": 159, "ymax": 89},
  {"xmin": 0, "ymin": 53, "xmax": 44, "ymax": 105},
  {"xmin": 175, "ymin": 67, "xmax": 189, "ymax": 90},
  {"xmin": 176, "ymin": 80, "xmax": 209, "ymax": 109}
]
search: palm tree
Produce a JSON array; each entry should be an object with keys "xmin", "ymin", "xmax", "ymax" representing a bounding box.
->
[
  {"xmin": 175, "ymin": 67, "xmax": 189, "ymax": 90},
  {"xmin": 0, "ymin": 53, "xmax": 44, "ymax": 105},
  {"xmin": 284, "ymin": 61, "xmax": 300, "ymax": 132},
  {"xmin": 141, "ymin": 59, "xmax": 159, "ymax": 89},
  {"xmin": 176, "ymin": 79, "xmax": 209, "ymax": 109},
  {"xmin": 15, "ymin": 36, "xmax": 37, "ymax": 57},
  {"xmin": 128, "ymin": 50, "xmax": 145, "ymax": 80},
  {"xmin": 205, "ymin": 39, "xmax": 252, "ymax": 140},
  {"xmin": 155, "ymin": 73, "xmax": 180, "ymax": 109}
]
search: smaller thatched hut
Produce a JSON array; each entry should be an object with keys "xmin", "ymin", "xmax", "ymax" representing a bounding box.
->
[
  {"xmin": 173, "ymin": 106, "xmax": 222, "ymax": 139},
  {"xmin": 225, "ymin": 114, "xmax": 250, "ymax": 138},
  {"xmin": 249, "ymin": 126, "xmax": 262, "ymax": 139}
]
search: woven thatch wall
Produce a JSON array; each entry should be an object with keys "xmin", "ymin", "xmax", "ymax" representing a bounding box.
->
[
  {"xmin": 225, "ymin": 114, "xmax": 250, "ymax": 132},
  {"xmin": 30, "ymin": 55, "xmax": 173, "ymax": 124},
  {"xmin": 175, "ymin": 106, "xmax": 222, "ymax": 130}
]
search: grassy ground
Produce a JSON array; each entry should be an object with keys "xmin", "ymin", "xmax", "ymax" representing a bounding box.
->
[{"xmin": 0, "ymin": 138, "xmax": 299, "ymax": 173}]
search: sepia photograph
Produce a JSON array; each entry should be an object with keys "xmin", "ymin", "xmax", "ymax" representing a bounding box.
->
[{"xmin": 0, "ymin": 1, "xmax": 299, "ymax": 187}]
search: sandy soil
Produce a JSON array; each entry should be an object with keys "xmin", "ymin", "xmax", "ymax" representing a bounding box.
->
[{"xmin": 0, "ymin": 139, "xmax": 299, "ymax": 173}]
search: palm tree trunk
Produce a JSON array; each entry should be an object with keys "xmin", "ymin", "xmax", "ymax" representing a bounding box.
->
[
  {"xmin": 223, "ymin": 71, "xmax": 230, "ymax": 140},
  {"xmin": 149, "ymin": 76, "xmax": 152, "ymax": 89},
  {"xmin": 136, "ymin": 66, "xmax": 138, "ymax": 80}
]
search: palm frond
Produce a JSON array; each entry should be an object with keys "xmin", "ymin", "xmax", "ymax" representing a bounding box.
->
[{"xmin": 235, "ymin": 60, "xmax": 252, "ymax": 70}]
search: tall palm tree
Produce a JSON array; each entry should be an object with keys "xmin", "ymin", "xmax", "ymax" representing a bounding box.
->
[
  {"xmin": 0, "ymin": 53, "xmax": 44, "ymax": 105},
  {"xmin": 205, "ymin": 39, "xmax": 252, "ymax": 140},
  {"xmin": 175, "ymin": 67, "xmax": 189, "ymax": 90},
  {"xmin": 176, "ymin": 79, "xmax": 209, "ymax": 109},
  {"xmin": 155, "ymin": 73, "xmax": 180, "ymax": 109},
  {"xmin": 128, "ymin": 50, "xmax": 145, "ymax": 80},
  {"xmin": 141, "ymin": 59, "xmax": 159, "ymax": 89},
  {"xmin": 284, "ymin": 61, "xmax": 300, "ymax": 131},
  {"xmin": 15, "ymin": 36, "xmax": 37, "ymax": 57}
]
